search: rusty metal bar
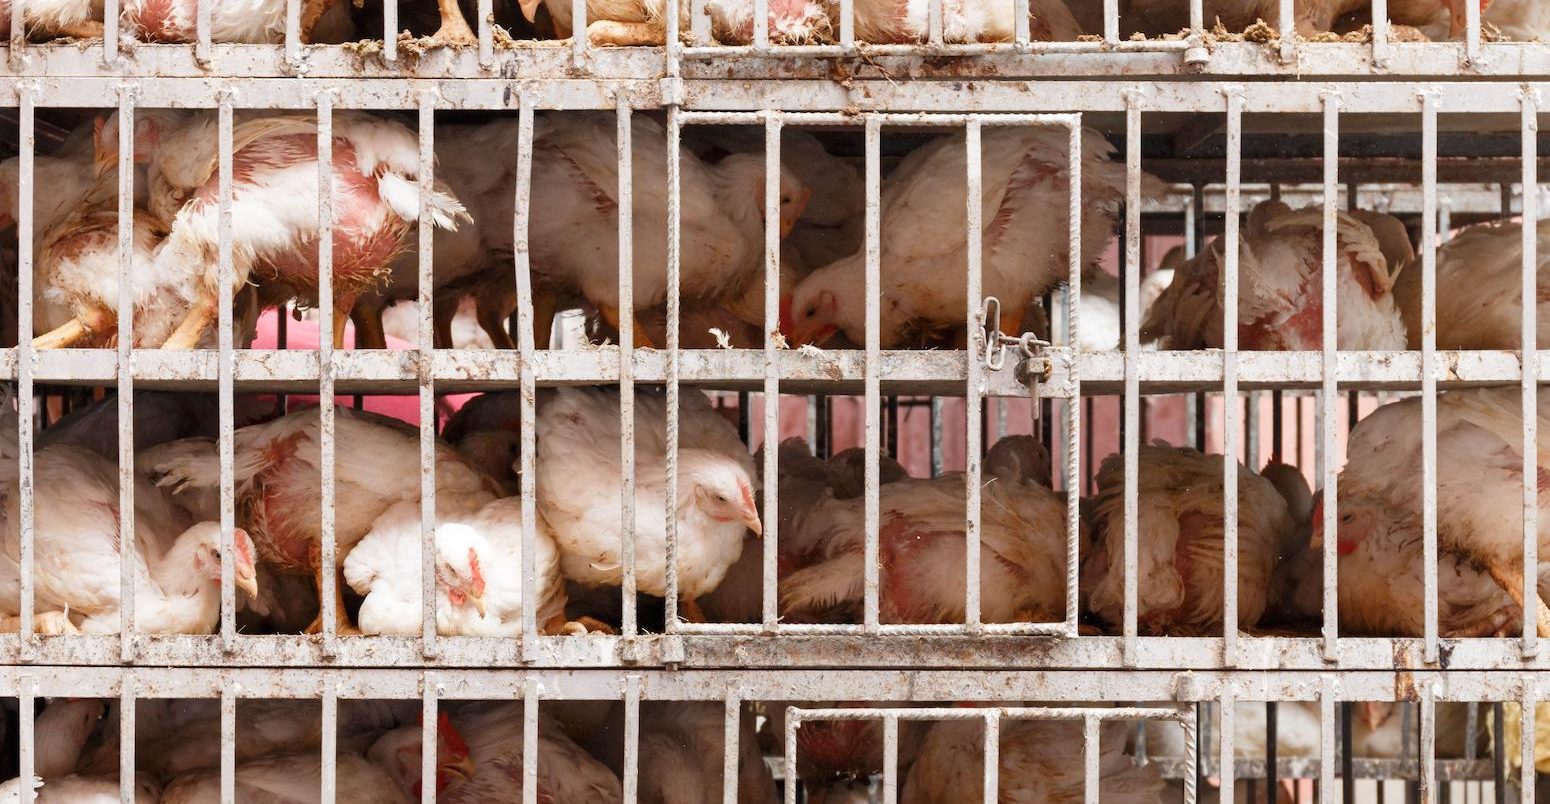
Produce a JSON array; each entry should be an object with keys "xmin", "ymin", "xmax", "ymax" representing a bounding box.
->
[
  {"xmin": 420, "ymin": 675, "xmax": 438, "ymax": 804},
  {"xmin": 1063, "ymin": 119, "xmax": 1081, "ymax": 636},
  {"xmin": 220, "ymin": 680, "xmax": 236, "ymax": 804},
  {"xmin": 964, "ymin": 116, "xmax": 984, "ymax": 631},
  {"xmin": 118, "ymin": 674, "xmax": 135, "ymax": 804},
  {"xmin": 722, "ymin": 695, "xmax": 740, "ymax": 804}
]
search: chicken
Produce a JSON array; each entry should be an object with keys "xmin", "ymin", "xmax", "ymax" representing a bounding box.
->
[
  {"xmin": 536, "ymin": 386, "xmax": 761, "ymax": 622},
  {"xmin": 1477, "ymin": 0, "xmax": 1549, "ymax": 39},
  {"xmin": 518, "ymin": 0, "xmax": 829, "ymax": 44},
  {"xmin": 159, "ymin": 752, "xmax": 417, "ymax": 803},
  {"xmin": 0, "ymin": 0, "xmax": 101, "ymax": 39},
  {"xmin": 779, "ymin": 436, "xmax": 1072, "ymax": 625},
  {"xmin": 1084, "ymin": 444, "xmax": 1297, "ymax": 635},
  {"xmin": 1393, "ymin": 218, "xmax": 1550, "ymax": 350},
  {"xmin": 433, "ymin": 701, "xmax": 623, "ymax": 803},
  {"xmin": 526, "ymin": 112, "xmax": 807, "ymax": 348},
  {"xmin": 121, "ymin": 0, "xmax": 339, "ymax": 42},
  {"xmin": 36, "ymin": 391, "xmax": 269, "ymax": 459},
  {"xmin": 851, "ymin": 0, "xmax": 1081, "ymax": 42},
  {"xmin": 579, "ymin": 702, "xmax": 775, "ymax": 803},
  {"xmin": 93, "ymin": 110, "xmax": 468, "ymax": 350},
  {"xmin": 1142, "ymin": 201, "xmax": 1411, "ymax": 351},
  {"xmin": 763, "ymin": 702, "xmax": 926, "ymax": 803},
  {"xmin": 33, "ymin": 699, "xmax": 106, "ymax": 779},
  {"xmin": 1121, "ymin": 0, "xmax": 1486, "ymax": 38},
  {"xmin": 0, "ymin": 434, "xmax": 259, "ymax": 635},
  {"xmin": 0, "ymin": 154, "xmax": 104, "ymax": 240},
  {"xmin": 902, "ymin": 717, "xmax": 1163, "ymax": 803},
  {"xmin": 785, "ymin": 126, "xmax": 1132, "ymax": 349},
  {"xmin": 143, "ymin": 406, "xmax": 500, "ymax": 634},
  {"xmin": 346, "ymin": 496, "xmax": 574, "ymax": 636},
  {"xmin": 1328, "ymin": 388, "xmax": 1550, "ymax": 637}
]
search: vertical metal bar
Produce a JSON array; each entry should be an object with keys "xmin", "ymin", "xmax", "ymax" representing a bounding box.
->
[
  {"xmin": 616, "ymin": 102, "xmax": 639, "ymax": 638},
  {"xmin": 116, "ymin": 92, "xmax": 136, "ymax": 663},
  {"xmin": 570, "ymin": 0, "xmax": 586, "ymax": 60},
  {"xmin": 624, "ymin": 676, "xmax": 641, "ymax": 804},
  {"xmin": 1493, "ymin": 703, "xmax": 1506, "ymax": 804},
  {"xmin": 1221, "ymin": 91, "xmax": 1243, "ymax": 663},
  {"xmin": 1464, "ymin": 0, "xmax": 1480, "ymax": 58},
  {"xmin": 16, "ymin": 680, "xmax": 31, "ymax": 804},
  {"xmin": 930, "ymin": 397, "xmax": 943, "ymax": 477},
  {"xmin": 863, "ymin": 116, "xmax": 882, "ymax": 635},
  {"xmin": 1522, "ymin": 89, "xmax": 1540, "ymax": 657},
  {"xmin": 103, "ymin": 0, "xmax": 119, "ymax": 62},
  {"xmin": 1012, "ymin": 0, "xmax": 1028, "ymax": 44},
  {"xmin": 417, "ymin": 94, "xmax": 439, "ymax": 658},
  {"xmin": 1189, "ymin": 0, "xmax": 1202, "ymax": 34},
  {"xmin": 783, "ymin": 714, "xmax": 799, "ymax": 804},
  {"xmin": 221, "ymin": 682, "xmax": 236, "ymax": 804},
  {"xmin": 665, "ymin": 106, "xmax": 684, "ymax": 635},
  {"xmin": 285, "ymin": 0, "xmax": 300, "ymax": 63},
  {"xmin": 316, "ymin": 92, "xmax": 339, "ymax": 654},
  {"xmin": 477, "ymin": 0, "xmax": 493, "ymax": 63},
  {"xmin": 1122, "ymin": 95, "xmax": 1143, "ymax": 663},
  {"xmin": 927, "ymin": 0, "xmax": 942, "ymax": 44},
  {"xmin": 839, "ymin": 0, "xmax": 853, "ymax": 45},
  {"xmin": 753, "ymin": 0, "xmax": 768, "ymax": 49},
  {"xmin": 983, "ymin": 710, "xmax": 1001, "ymax": 804},
  {"xmin": 758, "ymin": 115, "xmax": 783, "ymax": 633},
  {"xmin": 523, "ymin": 678, "xmax": 540, "ymax": 804},
  {"xmin": 118, "ymin": 675, "xmax": 134, "ymax": 804},
  {"xmin": 1103, "ymin": 0, "xmax": 1117, "ymax": 42},
  {"xmin": 1321, "ymin": 682, "xmax": 1338, "ymax": 804},
  {"xmin": 1083, "ymin": 714, "xmax": 1100, "ymax": 804},
  {"xmin": 1343, "ymin": 702, "xmax": 1355, "ymax": 804},
  {"xmin": 1421, "ymin": 686, "xmax": 1436, "ymax": 804},
  {"xmin": 1220, "ymin": 691, "xmax": 1236, "ymax": 804},
  {"xmin": 1267, "ymin": 702, "xmax": 1279, "ymax": 799},
  {"xmin": 1520, "ymin": 685, "xmax": 1535, "ymax": 804},
  {"xmin": 196, "ymin": 0, "xmax": 212, "ymax": 61},
  {"xmin": 384, "ymin": 0, "xmax": 398, "ymax": 60},
  {"xmin": 1421, "ymin": 92, "xmax": 1440, "ymax": 664},
  {"xmin": 420, "ymin": 676, "xmax": 438, "ymax": 804},
  {"xmin": 964, "ymin": 118, "xmax": 984, "ymax": 632},
  {"xmin": 320, "ymin": 683, "xmax": 337, "ymax": 803},
  {"xmin": 215, "ymin": 93, "xmax": 238, "ymax": 654},
  {"xmin": 882, "ymin": 714, "xmax": 899, "ymax": 804},
  {"xmin": 14, "ymin": 86, "xmax": 33, "ymax": 652},
  {"xmin": 1184, "ymin": 705, "xmax": 1200, "ymax": 804},
  {"xmin": 722, "ymin": 696, "xmax": 740, "ymax": 804},
  {"xmin": 1321, "ymin": 91, "xmax": 1342, "ymax": 662},
  {"xmin": 513, "ymin": 96, "xmax": 540, "ymax": 661},
  {"xmin": 1065, "ymin": 121, "xmax": 1082, "ymax": 636}
]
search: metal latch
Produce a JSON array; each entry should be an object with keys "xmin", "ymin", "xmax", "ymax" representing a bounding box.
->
[{"xmin": 980, "ymin": 296, "xmax": 1052, "ymax": 421}]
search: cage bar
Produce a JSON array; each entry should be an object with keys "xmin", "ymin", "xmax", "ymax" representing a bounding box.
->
[
  {"xmin": 1420, "ymin": 90, "xmax": 1440, "ymax": 664},
  {"xmin": 863, "ymin": 116, "xmax": 882, "ymax": 635},
  {"xmin": 14, "ymin": 83, "xmax": 32, "ymax": 652},
  {"xmin": 1521, "ymin": 89, "xmax": 1539, "ymax": 657},
  {"xmin": 317, "ymin": 91, "xmax": 339, "ymax": 652},
  {"xmin": 1122, "ymin": 93, "xmax": 1142, "ymax": 663},
  {"xmin": 115, "ymin": 91, "xmax": 136, "ymax": 662},
  {"xmin": 216, "ymin": 92, "xmax": 238, "ymax": 653},
  {"xmin": 1221, "ymin": 90, "xmax": 1243, "ymax": 663},
  {"xmin": 417, "ymin": 91, "xmax": 439, "ymax": 658},
  {"xmin": 1320, "ymin": 90, "xmax": 1341, "ymax": 662},
  {"xmin": 963, "ymin": 117, "xmax": 983, "ymax": 631},
  {"xmin": 616, "ymin": 101, "xmax": 639, "ymax": 638}
]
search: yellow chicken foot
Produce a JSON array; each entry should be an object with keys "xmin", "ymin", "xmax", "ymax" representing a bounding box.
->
[
  {"xmin": 585, "ymin": 19, "xmax": 665, "ymax": 46},
  {"xmin": 1483, "ymin": 554, "xmax": 1550, "ymax": 639},
  {"xmin": 161, "ymin": 292, "xmax": 220, "ymax": 349},
  {"xmin": 425, "ymin": 0, "xmax": 479, "ymax": 47},
  {"xmin": 597, "ymin": 303, "xmax": 655, "ymax": 349},
  {"xmin": 33, "ymin": 305, "xmax": 113, "ymax": 349}
]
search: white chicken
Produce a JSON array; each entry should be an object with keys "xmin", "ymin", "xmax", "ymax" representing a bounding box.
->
[
  {"xmin": 785, "ymin": 126, "xmax": 1132, "ymax": 349},
  {"xmin": 526, "ymin": 112, "xmax": 807, "ymax": 349},
  {"xmin": 1393, "ymin": 218, "xmax": 1550, "ymax": 350},
  {"xmin": 902, "ymin": 717, "xmax": 1163, "ymax": 803},
  {"xmin": 1477, "ymin": 0, "xmax": 1549, "ymax": 39},
  {"xmin": 518, "ymin": 0, "xmax": 830, "ymax": 44},
  {"xmin": 579, "ymin": 702, "xmax": 775, "ymax": 804},
  {"xmin": 158, "ymin": 752, "xmax": 416, "ymax": 803},
  {"xmin": 1120, "ymin": 0, "xmax": 1486, "ymax": 38},
  {"xmin": 346, "ymin": 496, "xmax": 574, "ymax": 636},
  {"xmin": 363, "ymin": 716, "xmax": 482, "ymax": 800},
  {"xmin": 765, "ymin": 702, "xmax": 926, "ymax": 803},
  {"xmin": 0, "ymin": 774, "xmax": 159, "ymax": 803},
  {"xmin": 535, "ymin": 386, "xmax": 761, "ymax": 622},
  {"xmin": 1084, "ymin": 443, "xmax": 1297, "ymax": 635},
  {"xmin": 428, "ymin": 701, "xmax": 623, "ymax": 803},
  {"xmin": 93, "ymin": 109, "xmax": 468, "ymax": 350},
  {"xmin": 1142, "ymin": 201, "xmax": 1412, "ymax": 351},
  {"xmin": 1331, "ymin": 388, "xmax": 1550, "ymax": 637},
  {"xmin": 851, "ymin": 0, "xmax": 1081, "ymax": 42},
  {"xmin": 144, "ymin": 406, "xmax": 500, "ymax": 633},
  {"xmin": 779, "ymin": 436, "xmax": 1071, "ymax": 625},
  {"xmin": 0, "ymin": 0, "xmax": 100, "ymax": 39}
]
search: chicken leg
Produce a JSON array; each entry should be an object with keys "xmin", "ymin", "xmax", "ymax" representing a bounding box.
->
[
  {"xmin": 425, "ymin": 0, "xmax": 478, "ymax": 47},
  {"xmin": 298, "ymin": 0, "xmax": 340, "ymax": 41},
  {"xmin": 161, "ymin": 291, "xmax": 220, "ymax": 350},
  {"xmin": 33, "ymin": 305, "xmax": 114, "ymax": 349},
  {"xmin": 532, "ymin": 287, "xmax": 559, "ymax": 350},
  {"xmin": 597, "ymin": 303, "xmax": 655, "ymax": 348},
  {"xmin": 1482, "ymin": 554, "xmax": 1550, "ymax": 638},
  {"xmin": 475, "ymin": 299, "xmax": 517, "ymax": 350},
  {"xmin": 350, "ymin": 303, "xmax": 388, "ymax": 350},
  {"xmin": 304, "ymin": 561, "xmax": 360, "ymax": 636}
]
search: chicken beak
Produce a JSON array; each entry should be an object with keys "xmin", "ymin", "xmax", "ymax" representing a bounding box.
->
[
  {"xmin": 442, "ymin": 755, "xmax": 477, "ymax": 785},
  {"xmin": 742, "ymin": 508, "xmax": 764, "ymax": 537},
  {"xmin": 785, "ymin": 320, "xmax": 837, "ymax": 348},
  {"xmin": 468, "ymin": 590, "xmax": 487, "ymax": 617},
  {"xmin": 235, "ymin": 572, "xmax": 259, "ymax": 600}
]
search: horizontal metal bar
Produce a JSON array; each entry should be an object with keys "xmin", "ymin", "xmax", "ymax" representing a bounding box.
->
[{"xmin": 1149, "ymin": 758, "xmax": 1499, "ymax": 782}]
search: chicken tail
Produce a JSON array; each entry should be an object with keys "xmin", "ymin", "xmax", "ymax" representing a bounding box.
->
[
  {"xmin": 377, "ymin": 173, "xmax": 472, "ymax": 231},
  {"xmin": 778, "ymin": 551, "xmax": 865, "ymax": 616}
]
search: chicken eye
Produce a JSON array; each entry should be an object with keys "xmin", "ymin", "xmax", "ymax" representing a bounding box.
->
[
  {"xmin": 805, "ymin": 306, "xmax": 818, "ymax": 317},
  {"xmin": 717, "ymin": 493, "xmax": 729, "ymax": 502}
]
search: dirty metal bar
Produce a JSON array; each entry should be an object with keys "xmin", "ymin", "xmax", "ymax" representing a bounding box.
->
[
  {"xmin": 882, "ymin": 713, "xmax": 900, "ymax": 804},
  {"xmin": 221, "ymin": 681, "xmax": 236, "ymax": 804},
  {"xmin": 1064, "ymin": 120, "xmax": 1082, "ymax": 636},
  {"xmin": 8, "ymin": 0, "xmax": 22, "ymax": 61},
  {"xmin": 321, "ymin": 682, "xmax": 337, "ymax": 803},
  {"xmin": 16, "ymin": 679, "xmax": 30, "ymax": 804},
  {"xmin": 420, "ymin": 676, "xmax": 438, "ymax": 804},
  {"xmin": 571, "ymin": 0, "xmax": 587, "ymax": 61},
  {"xmin": 1464, "ymin": 0, "xmax": 1480, "ymax": 62},
  {"xmin": 523, "ymin": 678, "xmax": 540, "ymax": 804},
  {"xmin": 624, "ymin": 675, "xmax": 642, "ymax": 803},
  {"xmin": 1521, "ymin": 89, "xmax": 1539, "ymax": 658},
  {"xmin": 1419, "ymin": 685, "xmax": 1436, "ymax": 804},
  {"xmin": 103, "ymin": 0, "xmax": 118, "ymax": 62},
  {"xmin": 118, "ymin": 674, "xmax": 135, "ymax": 804},
  {"xmin": 478, "ymin": 0, "xmax": 493, "ymax": 64},
  {"xmin": 196, "ymin": 0, "xmax": 212, "ymax": 62},
  {"xmin": 782, "ymin": 702, "xmax": 799, "ymax": 804},
  {"xmin": 417, "ymin": 93, "xmax": 439, "ymax": 658},
  {"xmin": 1122, "ymin": 94, "xmax": 1142, "ymax": 663},
  {"xmin": 984, "ymin": 709, "xmax": 1002, "ymax": 803},
  {"xmin": 1221, "ymin": 90, "xmax": 1243, "ymax": 664},
  {"xmin": 1321, "ymin": 680, "xmax": 1337, "ymax": 804},
  {"xmin": 753, "ymin": 0, "xmax": 769, "ymax": 50},
  {"xmin": 514, "ymin": 97, "xmax": 540, "ymax": 661},
  {"xmin": 217, "ymin": 92, "xmax": 238, "ymax": 653},
  {"xmin": 617, "ymin": 101, "xmax": 640, "ymax": 638},
  {"xmin": 14, "ymin": 85, "xmax": 32, "ymax": 651},
  {"xmin": 1189, "ymin": 0, "xmax": 1202, "ymax": 34},
  {"xmin": 666, "ymin": 105, "xmax": 684, "ymax": 638},
  {"xmin": 1278, "ymin": 0, "xmax": 1293, "ymax": 59},
  {"xmin": 1183, "ymin": 704, "xmax": 1199, "ymax": 804},
  {"xmin": 722, "ymin": 696, "xmax": 740, "ymax": 804},
  {"xmin": 1519, "ymin": 684, "xmax": 1535, "ymax": 804},
  {"xmin": 384, "ymin": 0, "xmax": 399, "ymax": 60},
  {"xmin": 964, "ymin": 117, "xmax": 984, "ymax": 632},
  {"xmin": 1219, "ymin": 689, "xmax": 1235, "ymax": 804},
  {"xmin": 1083, "ymin": 714, "xmax": 1100, "ymax": 804},
  {"xmin": 863, "ymin": 115, "xmax": 882, "ymax": 634},
  {"xmin": 928, "ymin": 0, "xmax": 943, "ymax": 45},
  {"xmin": 1371, "ymin": 0, "xmax": 1388, "ymax": 59},
  {"xmin": 690, "ymin": 0, "xmax": 709, "ymax": 44},
  {"xmin": 285, "ymin": 0, "xmax": 300, "ymax": 63},
  {"xmin": 1103, "ymin": 0, "xmax": 1117, "ymax": 43},
  {"xmin": 1013, "ymin": 0, "xmax": 1028, "ymax": 45},
  {"xmin": 116, "ymin": 92, "xmax": 136, "ymax": 662},
  {"xmin": 762, "ymin": 113, "xmax": 786, "ymax": 632},
  {"xmin": 1321, "ymin": 91, "xmax": 1341, "ymax": 661},
  {"xmin": 1421, "ymin": 91, "xmax": 1440, "ymax": 664},
  {"xmin": 316, "ymin": 91, "xmax": 340, "ymax": 654}
]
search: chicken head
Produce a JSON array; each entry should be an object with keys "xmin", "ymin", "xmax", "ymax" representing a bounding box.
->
[
  {"xmin": 91, "ymin": 110, "xmax": 185, "ymax": 178},
  {"xmin": 435, "ymin": 524, "xmax": 489, "ymax": 618},
  {"xmin": 692, "ymin": 464, "xmax": 764, "ymax": 537},
  {"xmin": 717, "ymin": 153, "xmax": 812, "ymax": 238},
  {"xmin": 368, "ymin": 714, "xmax": 477, "ymax": 798},
  {"xmin": 190, "ymin": 525, "xmax": 261, "ymax": 599},
  {"xmin": 1308, "ymin": 495, "xmax": 1376, "ymax": 557},
  {"xmin": 784, "ymin": 284, "xmax": 839, "ymax": 347}
]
